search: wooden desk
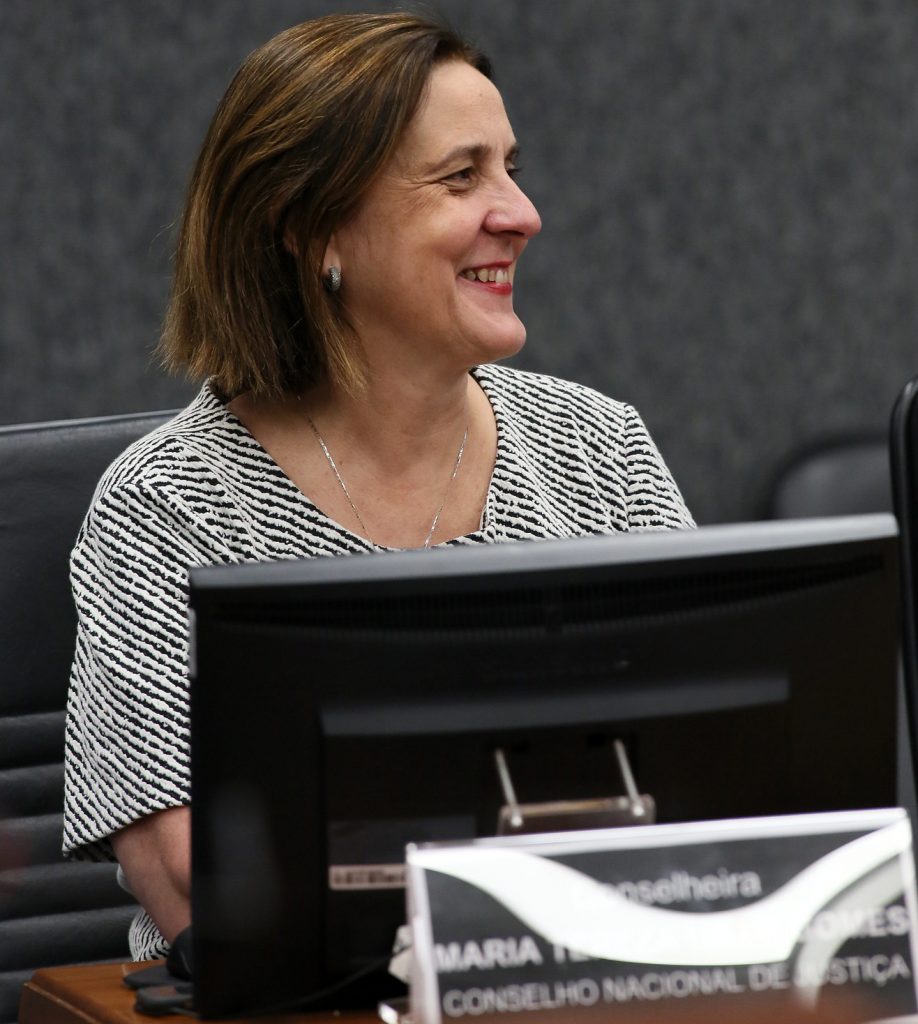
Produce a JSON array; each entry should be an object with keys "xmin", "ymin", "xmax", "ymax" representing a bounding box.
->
[
  {"xmin": 23, "ymin": 963, "xmax": 901, "ymax": 1024},
  {"xmin": 19, "ymin": 963, "xmax": 380, "ymax": 1024}
]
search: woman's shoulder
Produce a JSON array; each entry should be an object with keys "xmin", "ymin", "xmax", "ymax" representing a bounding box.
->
[
  {"xmin": 91, "ymin": 383, "xmax": 243, "ymax": 499},
  {"xmin": 81, "ymin": 382, "xmax": 257, "ymax": 535},
  {"xmin": 472, "ymin": 362, "xmax": 635, "ymax": 432}
]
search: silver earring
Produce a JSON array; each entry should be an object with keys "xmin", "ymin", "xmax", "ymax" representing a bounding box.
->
[{"xmin": 325, "ymin": 266, "xmax": 341, "ymax": 292}]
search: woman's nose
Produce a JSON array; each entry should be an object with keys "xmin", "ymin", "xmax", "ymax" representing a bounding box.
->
[{"xmin": 485, "ymin": 177, "xmax": 542, "ymax": 239}]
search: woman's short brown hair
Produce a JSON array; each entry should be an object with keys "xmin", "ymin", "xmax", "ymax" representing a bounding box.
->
[{"xmin": 159, "ymin": 13, "xmax": 491, "ymax": 399}]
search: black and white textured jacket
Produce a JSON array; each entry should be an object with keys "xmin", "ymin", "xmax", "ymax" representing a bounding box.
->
[{"xmin": 63, "ymin": 362, "xmax": 694, "ymax": 958}]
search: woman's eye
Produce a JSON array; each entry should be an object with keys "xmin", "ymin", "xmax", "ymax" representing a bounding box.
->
[
  {"xmin": 507, "ymin": 164, "xmax": 523, "ymax": 179},
  {"xmin": 444, "ymin": 167, "xmax": 474, "ymax": 185}
]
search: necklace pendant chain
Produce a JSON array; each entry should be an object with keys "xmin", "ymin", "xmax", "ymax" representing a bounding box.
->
[
  {"xmin": 423, "ymin": 424, "xmax": 468, "ymax": 548},
  {"xmin": 305, "ymin": 417, "xmax": 374, "ymax": 541},
  {"xmin": 306, "ymin": 414, "xmax": 469, "ymax": 550}
]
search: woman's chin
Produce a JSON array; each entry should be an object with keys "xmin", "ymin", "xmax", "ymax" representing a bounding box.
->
[{"xmin": 472, "ymin": 319, "xmax": 527, "ymax": 365}]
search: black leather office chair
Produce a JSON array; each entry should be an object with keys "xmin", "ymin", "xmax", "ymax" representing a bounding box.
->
[
  {"xmin": 765, "ymin": 436, "xmax": 892, "ymax": 519},
  {"xmin": 0, "ymin": 408, "xmax": 176, "ymax": 1024}
]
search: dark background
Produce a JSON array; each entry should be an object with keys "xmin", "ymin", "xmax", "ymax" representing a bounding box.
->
[{"xmin": 3, "ymin": 0, "xmax": 918, "ymax": 524}]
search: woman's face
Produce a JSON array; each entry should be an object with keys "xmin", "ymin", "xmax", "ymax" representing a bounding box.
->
[{"xmin": 326, "ymin": 59, "xmax": 542, "ymax": 378}]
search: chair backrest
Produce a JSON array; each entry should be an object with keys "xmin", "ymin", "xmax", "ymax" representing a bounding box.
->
[
  {"xmin": 890, "ymin": 380, "xmax": 918, "ymax": 796},
  {"xmin": 766, "ymin": 436, "xmax": 892, "ymax": 520},
  {"xmin": 0, "ymin": 408, "xmax": 176, "ymax": 1024}
]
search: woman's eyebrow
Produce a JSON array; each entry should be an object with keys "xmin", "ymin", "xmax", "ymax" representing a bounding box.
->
[{"xmin": 423, "ymin": 141, "xmax": 520, "ymax": 176}]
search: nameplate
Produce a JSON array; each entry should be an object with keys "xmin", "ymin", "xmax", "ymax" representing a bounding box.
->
[{"xmin": 406, "ymin": 808, "xmax": 918, "ymax": 1023}]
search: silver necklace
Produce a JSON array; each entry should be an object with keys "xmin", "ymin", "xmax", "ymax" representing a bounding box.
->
[{"xmin": 305, "ymin": 414, "xmax": 469, "ymax": 549}]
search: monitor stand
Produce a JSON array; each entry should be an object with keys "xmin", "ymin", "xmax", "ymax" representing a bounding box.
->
[{"xmin": 494, "ymin": 738, "xmax": 656, "ymax": 835}]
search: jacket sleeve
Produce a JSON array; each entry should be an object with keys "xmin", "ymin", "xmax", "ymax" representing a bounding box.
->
[{"xmin": 63, "ymin": 476, "xmax": 229, "ymax": 861}]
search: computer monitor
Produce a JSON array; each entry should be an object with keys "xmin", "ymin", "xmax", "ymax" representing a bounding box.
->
[{"xmin": 187, "ymin": 513, "xmax": 900, "ymax": 1017}]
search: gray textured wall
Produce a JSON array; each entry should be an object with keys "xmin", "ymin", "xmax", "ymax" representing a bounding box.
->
[{"xmin": 3, "ymin": 0, "xmax": 918, "ymax": 524}]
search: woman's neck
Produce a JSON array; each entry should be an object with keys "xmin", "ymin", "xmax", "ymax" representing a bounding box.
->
[
  {"xmin": 227, "ymin": 363, "xmax": 498, "ymax": 549},
  {"xmin": 302, "ymin": 365, "xmax": 479, "ymax": 478}
]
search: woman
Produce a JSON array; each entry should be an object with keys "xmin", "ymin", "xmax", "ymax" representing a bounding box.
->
[{"xmin": 63, "ymin": 13, "xmax": 693, "ymax": 961}]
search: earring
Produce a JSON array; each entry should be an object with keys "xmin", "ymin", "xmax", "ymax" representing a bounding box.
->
[{"xmin": 325, "ymin": 266, "xmax": 342, "ymax": 293}]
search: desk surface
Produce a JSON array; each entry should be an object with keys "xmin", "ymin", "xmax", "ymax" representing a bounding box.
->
[
  {"xmin": 21, "ymin": 962, "xmax": 916, "ymax": 1024},
  {"xmin": 20, "ymin": 963, "xmax": 380, "ymax": 1024}
]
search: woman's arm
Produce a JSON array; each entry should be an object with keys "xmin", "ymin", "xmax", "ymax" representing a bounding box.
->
[
  {"xmin": 65, "ymin": 473, "xmax": 216, "ymax": 955},
  {"xmin": 112, "ymin": 806, "xmax": 192, "ymax": 945}
]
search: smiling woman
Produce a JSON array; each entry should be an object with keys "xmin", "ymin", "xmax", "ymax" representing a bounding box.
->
[
  {"xmin": 322, "ymin": 60, "xmax": 541, "ymax": 381},
  {"xmin": 61, "ymin": 12, "xmax": 694, "ymax": 964}
]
